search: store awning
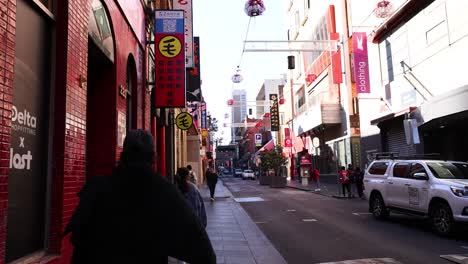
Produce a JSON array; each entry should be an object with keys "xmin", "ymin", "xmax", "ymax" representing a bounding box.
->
[
  {"xmin": 419, "ymin": 85, "xmax": 468, "ymax": 125},
  {"xmin": 255, "ymin": 139, "xmax": 275, "ymax": 155},
  {"xmin": 370, "ymin": 0, "xmax": 436, "ymax": 44},
  {"xmin": 370, "ymin": 106, "xmax": 417, "ymax": 126}
]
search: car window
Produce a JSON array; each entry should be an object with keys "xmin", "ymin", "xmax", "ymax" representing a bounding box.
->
[
  {"xmin": 409, "ymin": 163, "xmax": 427, "ymax": 179},
  {"xmin": 368, "ymin": 162, "xmax": 389, "ymax": 175},
  {"xmin": 427, "ymin": 162, "xmax": 468, "ymax": 179},
  {"xmin": 393, "ymin": 163, "xmax": 410, "ymax": 178}
]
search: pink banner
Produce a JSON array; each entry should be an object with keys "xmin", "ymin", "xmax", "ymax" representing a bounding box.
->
[{"xmin": 352, "ymin": 32, "xmax": 370, "ymax": 93}]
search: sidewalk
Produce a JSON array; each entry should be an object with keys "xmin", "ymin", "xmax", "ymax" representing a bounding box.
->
[{"xmin": 200, "ymin": 180, "xmax": 287, "ymax": 264}]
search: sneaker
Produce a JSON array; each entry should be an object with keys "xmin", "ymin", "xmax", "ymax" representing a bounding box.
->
[{"xmin": 210, "ymin": 197, "xmax": 215, "ymax": 202}]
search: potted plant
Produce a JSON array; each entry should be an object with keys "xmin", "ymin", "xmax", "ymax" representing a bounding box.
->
[{"xmin": 259, "ymin": 146, "xmax": 288, "ymax": 188}]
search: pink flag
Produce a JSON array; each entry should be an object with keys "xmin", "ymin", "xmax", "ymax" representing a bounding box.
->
[{"xmin": 291, "ymin": 132, "xmax": 304, "ymax": 153}]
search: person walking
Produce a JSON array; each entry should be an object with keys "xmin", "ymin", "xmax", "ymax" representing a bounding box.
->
[
  {"xmin": 339, "ymin": 166, "xmax": 351, "ymax": 198},
  {"xmin": 313, "ymin": 168, "xmax": 321, "ymax": 191},
  {"xmin": 176, "ymin": 167, "xmax": 207, "ymax": 228},
  {"xmin": 347, "ymin": 164, "xmax": 356, "ymax": 198},
  {"xmin": 354, "ymin": 167, "xmax": 365, "ymax": 198},
  {"xmin": 206, "ymin": 167, "xmax": 218, "ymax": 202},
  {"xmin": 187, "ymin": 164, "xmax": 197, "ymax": 186},
  {"xmin": 65, "ymin": 129, "xmax": 216, "ymax": 264}
]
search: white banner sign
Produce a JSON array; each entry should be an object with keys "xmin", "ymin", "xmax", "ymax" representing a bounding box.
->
[{"xmin": 173, "ymin": 0, "xmax": 194, "ymax": 67}]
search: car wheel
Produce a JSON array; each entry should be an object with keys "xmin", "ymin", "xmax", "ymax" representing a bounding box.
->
[
  {"xmin": 430, "ymin": 202, "xmax": 454, "ymax": 237},
  {"xmin": 370, "ymin": 194, "xmax": 389, "ymax": 220}
]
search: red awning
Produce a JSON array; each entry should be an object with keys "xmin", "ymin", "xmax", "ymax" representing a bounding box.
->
[
  {"xmin": 255, "ymin": 139, "xmax": 275, "ymax": 155},
  {"xmin": 370, "ymin": 106, "xmax": 417, "ymax": 125}
]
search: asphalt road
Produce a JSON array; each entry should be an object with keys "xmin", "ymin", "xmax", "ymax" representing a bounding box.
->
[{"xmin": 222, "ymin": 176, "xmax": 468, "ymax": 264}]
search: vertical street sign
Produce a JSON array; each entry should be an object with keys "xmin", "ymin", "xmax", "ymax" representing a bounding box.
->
[
  {"xmin": 352, "ymin": 32, "xmax": 370, "ymax": 93},
  {"xmin": 255, "ymin": 133, "xmax": 262, "ymax": 146},
  {"xmin": 187, "ymin": 37, "xmax": 201, "ymax": 101},
  {"xmin": 269, "ymin": 94, "xmax": 280, "ymax": 131},
  {"xmin": 173, "ymin": 0, "xmax": 194, "ymax": 67},
  {"xmin": 154, "ymin": 10, "xmax": 186, "ymax": 107},
  {"xmin": 200, "ymin": 101, "xmax": 207, "ymax": 129}
]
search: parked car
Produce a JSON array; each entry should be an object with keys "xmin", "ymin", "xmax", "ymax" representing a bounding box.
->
[
  {"xmin": 364, "ymin": 156, "xmax": 468, "ymax": 236},
  {"xmin": 234, "ymin": 169, "xmax": 243, "ymax": 177},
  {"xmin": 242, "ymin": 169, "xmax": 255, "ymax": 180}
]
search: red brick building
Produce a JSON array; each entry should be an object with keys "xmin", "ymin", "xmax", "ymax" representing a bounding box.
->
[{"xmin": 0, "ymin": 0, "xmax": 168, "ymax": 262}]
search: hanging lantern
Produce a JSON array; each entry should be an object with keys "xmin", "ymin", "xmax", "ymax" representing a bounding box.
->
[
  {"xmin": 244, "ymin": 0, "xmax": 266, "ymax": 17},
  {"xmin": 231, "ymin": 66, "xmax": 243, "ymax": 83},
  {"xmin": 279, "ymin": 98, "xmax": 286, "ymax": 105},
  {"xmin": 227, "ymin": 99, "xmax": 235, "ymax": 106},
  {"xmin": 374, "ymin": 1, "xmax": 394, "ymax": 18}
]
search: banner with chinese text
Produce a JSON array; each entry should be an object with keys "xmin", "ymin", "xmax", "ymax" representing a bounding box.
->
[
  {"xmin": 269, "ymin": 94, "xmax": 279, "ymax": 131},
  {"xmin": 155, "ymin": 10, "xmax": 186, "ymax": 107}
]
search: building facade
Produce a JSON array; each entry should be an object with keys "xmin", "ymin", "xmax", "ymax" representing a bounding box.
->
[{"xmin": 0, "ymin": 0, "xmax": 182, "ymax": 262}]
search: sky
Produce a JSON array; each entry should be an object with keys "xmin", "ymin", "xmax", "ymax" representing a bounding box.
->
[{"xmin": 193, "ymin": 1, "xmax": 288, "ymax": 145}]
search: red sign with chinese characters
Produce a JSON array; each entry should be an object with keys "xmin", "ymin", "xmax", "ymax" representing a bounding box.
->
[{"xmin": 155, "ymin": 10, "xmax": 186, "ymax": 107}]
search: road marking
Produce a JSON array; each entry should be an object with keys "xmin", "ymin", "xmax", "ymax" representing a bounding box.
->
[
  {"xmin": 254, "ymin": 221, "xmax": 267, "ymax": 224},
  {"xmin": 302, "ymin": 219, "xmax": 317, "ymax": 222},
  {"xmin": 318, "ymin": 258, "xmax": 401, "ymax": 264},
  {"xmin": 440, "ymin": 254, "xmax": 468, "ymax": 263},
  {"xmin": 461, "ymin": 246, "xmax": 468, "ymax": 250},
  {"xmin": 352, "ymin": 212, "xmax": 372, "ymax": 216},
  {"xmin": 287, "ymin": 209, "xmax": 296, "ymax": 212},
  {"xmin": 233, "ymin": 197, "xmax": 265, "ymax": 203}
]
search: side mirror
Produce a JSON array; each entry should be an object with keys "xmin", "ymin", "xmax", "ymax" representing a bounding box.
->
[{"xmin": 413, "ymin": 172, "xmax": 429, "ymax": 180}]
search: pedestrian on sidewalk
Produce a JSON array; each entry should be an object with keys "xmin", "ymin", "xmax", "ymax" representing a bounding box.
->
[
  {"xmin": 65, "ymin": 129, "xmax": 216, "ymax": 264},
  {"xmin": 187, "ymin": 164, "xmax": 197, "ymax": 186},
  {"xmin": 206, "ymin": 167, "xmax": 218, "ymax": 202},
  {"xmin": 339, "ymin": 166, "xmax": 351, "ymax": 198},
  {"xmin": 347, "ymin": 164, "xmax": 357, "ymax": 198},
  {"xmin": 312, "ymin": 168, "xmax": 321, "ymax": 191},
  {"xmin": 176, "ymin": 167, "xmax": 207, "ymax": 228},
  {"xmin": 354, "ymin": 167, "xmax": 365, "ymax": 198}
]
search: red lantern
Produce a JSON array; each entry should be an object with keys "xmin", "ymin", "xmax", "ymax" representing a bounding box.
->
[
  {"xmin": 305, "ymin": 73, "xmax": 317, "ymax": 83},
  {"xmin": 244, "ymin": 0, "xmax": 265, "ymax": 17},
  {"xmin": 374, "ymin": 1, "xmax": 394, "ymax": 18},
  {"xmin": 279, "ymin": 98, "xmax": 285, "ymax": 105},
  {"xmin": 227, "ymin": 99, "xmax": 235, "ymax": 105}
]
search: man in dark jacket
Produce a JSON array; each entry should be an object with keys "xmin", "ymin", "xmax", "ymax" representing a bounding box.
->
[
  {"xmin": 205, "ymin": 167, "xmax": 218, "ymax": 202},
  {"xmin": 65, "ymin": 130, "xmax": 216, "ymax": 264}
]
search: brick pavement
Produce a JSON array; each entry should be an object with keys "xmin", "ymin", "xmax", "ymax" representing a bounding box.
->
[{"xmin": 170, "ymin": 180, "xmax": 286, "ymax": 264}]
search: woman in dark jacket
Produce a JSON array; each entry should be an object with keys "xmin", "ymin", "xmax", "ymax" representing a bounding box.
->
[
  {"xmin": 176, "ymin": 167, "xmax": 207, "ymax": 228},
  {"xmin": 65, "ymin": 129, "xmax": 216, "ymax": 264},
  {"xmin": 205, "ymin": 167, "xmax": 218, "ymax": 202}
]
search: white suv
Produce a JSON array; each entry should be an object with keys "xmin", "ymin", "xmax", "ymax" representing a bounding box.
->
[{"xmin": 364, "ymin": 158, "xmax": 468, "ymax": 236}]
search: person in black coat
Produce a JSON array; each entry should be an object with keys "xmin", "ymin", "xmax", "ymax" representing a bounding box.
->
[
  {"xmin": 205, "ymin": 167, "xmax": 218, "ymax": 202},
  {"xmin": 64, "ymin": 129, "xmax": 216, "ymax": 264}
]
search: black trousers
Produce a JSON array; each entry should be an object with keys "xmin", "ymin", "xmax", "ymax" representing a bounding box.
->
[
  {"xmin": 208, "ymin": 183, "xmax": 216, "ymax": 198},
  {"xmin": 342, "ymin": 183, "xmax": 351, "ymax": 197}
]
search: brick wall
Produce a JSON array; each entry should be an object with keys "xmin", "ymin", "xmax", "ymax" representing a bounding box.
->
[
  {"xmin": 0, "ymin": 0, "xmax": 15, "ymax": 262},
  {"xmin": 50, "ymin": 0, "xmax": 149, "ymax": 262}
]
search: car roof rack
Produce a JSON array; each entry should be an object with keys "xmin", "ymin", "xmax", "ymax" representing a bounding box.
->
[
  {"xmin": 374, "ymin": 152, "xmax": 442, "ymax": 160},
  {"xmin": 373, "ymin": 152, "xmax": 400, "ymax": 160}
]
